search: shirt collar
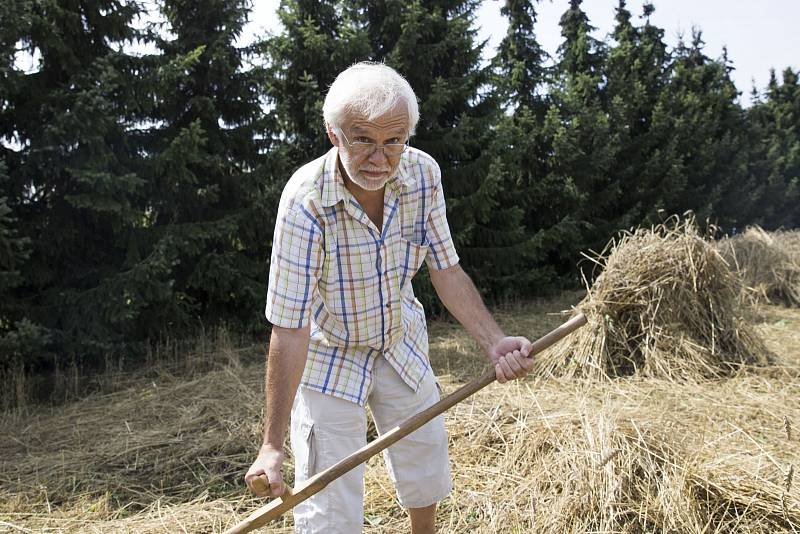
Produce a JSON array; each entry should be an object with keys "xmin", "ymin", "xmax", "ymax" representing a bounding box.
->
[{"xmin": 318, "ymin": 147, "xmax": 413, "ymax": 208}]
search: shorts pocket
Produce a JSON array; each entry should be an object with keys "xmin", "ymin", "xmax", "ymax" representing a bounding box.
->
[
  {"xmin": 291, "ymin": 420, "xmax": 315, "ymax": 479},
  {"xmin": 434, "ymin": 377, "xmax": 443, "ymax": 394}
]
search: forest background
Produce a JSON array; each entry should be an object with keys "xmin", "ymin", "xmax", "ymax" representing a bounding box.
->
[{"xmin": 1, "ymin": 0, "xmax": 798, "ymax": 388}]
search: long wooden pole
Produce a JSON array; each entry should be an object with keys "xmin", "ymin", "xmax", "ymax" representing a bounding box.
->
[{"xmin": 223, "ymin": 312, "xmax": 587, "ymax": 534}]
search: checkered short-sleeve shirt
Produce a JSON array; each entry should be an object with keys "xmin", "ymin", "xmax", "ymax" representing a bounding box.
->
[{"xmin": 265, "ymin": 147, "xmax": 460, "ymax": 406}]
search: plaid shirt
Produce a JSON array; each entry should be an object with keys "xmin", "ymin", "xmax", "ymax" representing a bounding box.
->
[{"xmin": 265, "ymin": 147, "xmax": 459, "ymax": 406}]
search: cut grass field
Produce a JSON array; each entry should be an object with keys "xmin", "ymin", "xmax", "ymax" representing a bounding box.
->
[{"xmin": 1, "ymin": 292, "xmax": 799, "ymax": 533}]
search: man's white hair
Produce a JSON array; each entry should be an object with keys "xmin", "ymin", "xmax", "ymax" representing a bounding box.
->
[{"xmin": 323, "ymin": 62, "xmax": 419, "ymax": 136}]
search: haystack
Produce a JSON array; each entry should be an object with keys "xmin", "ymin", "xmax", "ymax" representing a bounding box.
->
[
  {"xmin": 534, "ymin": 217, "xmax": 770, "ymax": 380},
  {"xmin": 778, "ymin": 229, "xmax": 800, "ymax": 260},
  {"xmin": 718, "ymin": 226, "xmax": 800, "ymax": 307}
]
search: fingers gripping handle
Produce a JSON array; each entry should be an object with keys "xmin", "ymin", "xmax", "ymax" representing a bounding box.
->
[{"xmin": 251, "ymin": 475, "xmax": 293, "ymax": 497}]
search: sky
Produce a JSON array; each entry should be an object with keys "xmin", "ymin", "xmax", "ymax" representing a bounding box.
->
[{"xmin": 244, "ymin": 0, "xmax": 799, "ymax": 106}]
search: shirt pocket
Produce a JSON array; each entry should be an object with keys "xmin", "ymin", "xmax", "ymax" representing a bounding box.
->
[{"xmin": 399, "ymin": 238, "xmax": 428, "ymax": 289}]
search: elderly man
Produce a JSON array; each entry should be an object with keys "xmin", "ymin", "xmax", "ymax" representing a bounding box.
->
[{"xmin": 245, "ymin": 62, "xmax": 534, "ymax": 534}]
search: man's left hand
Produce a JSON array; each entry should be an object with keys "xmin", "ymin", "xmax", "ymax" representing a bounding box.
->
[{"xmin": 489, "ymin": 336, "xmax": 534, "ymax": 383}]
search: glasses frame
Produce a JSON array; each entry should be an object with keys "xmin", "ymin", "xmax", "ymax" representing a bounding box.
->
[{"xmin": 337, "ymin": 129, "xmax": 409, "ymax": 157}]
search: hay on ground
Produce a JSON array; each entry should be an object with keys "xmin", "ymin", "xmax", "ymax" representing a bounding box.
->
[
  {"xmin": 433, "ymin": 378, "xmax": 800, "ymax": 533},
  {"xmin": 534, "ymin": 217, "xmax": 770, "ymax": 380},
  {"xmin": 4, "ymin": 372, "xmax": 799, "ymax": 533},
  {"xmin": 775, "ymin": 229, "xmax": 800, "ymax": 260},
  {"xmin": 718, "ymin": 226, "xmax": 800, "ymax": 307},
  {"xmin": 1, "ymin": 302, "xmax": 798, "ymax": 533}
]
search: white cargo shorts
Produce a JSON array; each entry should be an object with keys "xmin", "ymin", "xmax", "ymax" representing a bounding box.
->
[{"xmin": 289, "ymin": 354, "xmax": 452, "ymax": 533}]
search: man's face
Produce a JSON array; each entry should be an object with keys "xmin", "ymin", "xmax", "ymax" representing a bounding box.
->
[{"xmin": 334, "ymin": 104, "xmax": 409, "ymax": 192}]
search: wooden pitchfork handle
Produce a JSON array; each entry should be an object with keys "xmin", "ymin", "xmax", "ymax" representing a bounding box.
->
[{"xmin": 223, "ymin": 312, "xmax": 587, "ymax": 534}]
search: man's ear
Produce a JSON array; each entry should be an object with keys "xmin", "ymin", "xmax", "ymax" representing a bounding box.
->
[{"xmin": 326, "ymin": 123, "xmax": 340, "ymax": 147}]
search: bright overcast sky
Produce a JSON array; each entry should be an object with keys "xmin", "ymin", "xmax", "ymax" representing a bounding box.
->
[{"xmin": 246, "ymin": 0, "xmax": 799, "ymax": 106}]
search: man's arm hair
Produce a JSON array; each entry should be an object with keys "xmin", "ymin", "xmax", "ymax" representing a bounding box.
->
[
  {"xmin": 428, "ymin": 263, "xmax": 504, "ymax": 358},
  {"xmin": 262, "ymin": 324, "xmax": 310, "ymax": 448}
]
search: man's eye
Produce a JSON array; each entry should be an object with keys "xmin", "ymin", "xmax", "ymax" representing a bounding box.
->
[
  {"xmin": 354, "ymin": 137, "xmax": 372, "ymax": 144},
  {"xmin": 387, "ymin": 138, "xmax": 403, "ymax": 145}
]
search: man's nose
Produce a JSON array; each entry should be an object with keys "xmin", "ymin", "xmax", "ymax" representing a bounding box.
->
[{"xmin": 368, "ymin": 146, "xmax": 388, "ymax": 165}]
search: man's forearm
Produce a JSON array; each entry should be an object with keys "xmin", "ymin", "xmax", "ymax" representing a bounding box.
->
[
  {"xmin": 429, "ymin": 264, "xmax": 504, "ymax": 356},
  {"xmin": 263, "ymin": 325, "xmax": 310, "ymax": 448}
]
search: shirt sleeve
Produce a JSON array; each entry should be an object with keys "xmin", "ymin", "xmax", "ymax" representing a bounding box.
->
[
  {"xmin": 265, "ymin": 201, "xmax": 324, "ymax": 328},
  {"xmin": 424, "ymin": 162, "xmax": 460, "ymax": 270}
]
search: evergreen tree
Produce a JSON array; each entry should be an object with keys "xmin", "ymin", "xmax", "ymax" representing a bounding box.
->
[
  {"xmin": 495, "ymin": 0, "xmax": 548, "ymax": 114},
  {"xmin": 1, "ymin": 2, "xmax": 47, "ymax": 365},
  {"xmin": 490, "ymin": 0, "xmax": 579, "ymax": 292},
  {"xmin": 0, "ymin": 160, "xmax": 35, "ymax": 362},
  {"xmin": 603, "ymin": 1, "xmax": 681, "ymax": 232},
  {"xmin": 557, "ymin": 0, "xmax": 604, "ymax": 81},
  {"xmin": 0, "ymin": 0, "xmax": 32, "ymax": 134},
  {"xmin": 2, "ymin": 0, "xmax": 148, "ymax": 362},
  {"xmin": 0, "ymin": 163, "xmax": 28, "ymax": 303},
  {"xmin": 661, "ymin": 33, "xmax": 750, "ymax": 226},
  {"xmin": 544, "ymin": 0, "xmax": 616, "ymax": 261},
  {"xmin": 746, "ymin": 67, "xmax": 800, "ymax": 228},
  {"xmin": 131, "ymin": 0, "xmax": 272, "ymax": 334},
  {"xmin": 0, "ymin": 0, "xmax": 32, "ymax": 302}
]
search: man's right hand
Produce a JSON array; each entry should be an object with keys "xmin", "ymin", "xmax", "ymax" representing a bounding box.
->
[{"xmin": 244, "ymin": 444, "xmax": 286, "ymax": 497}]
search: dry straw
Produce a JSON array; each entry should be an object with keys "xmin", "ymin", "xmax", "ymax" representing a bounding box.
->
[
  {"xmin": 2, "ymin": 306, "xmax": 800, "ymax": 533},
  {"xmin": 718, "ymin": 226, "xmax": 800, "ymax": 307},
  {"xmin": 432, "ymin": 378, "xmax": 800, "ymax": 533},
  {"xmin": 5, "ymin": 371, "xmax": 799, "ymax": 533},
  {"xmin": 534, "ymin": 216, "xmax": 771, "ymax": 380}
]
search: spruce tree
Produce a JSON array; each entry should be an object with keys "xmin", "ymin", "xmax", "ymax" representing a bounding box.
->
[
  {"xmin": 0, "ymin": 2, "xmax": 44, "ymax": 365},
  {"xmin": 557, "ymin": 0, "xmax": 604, "ymax": 81},
  {"xmin": 489, "ymin": 0, "xmax": 579, "ymax": 292},
  {"xmin": 0, "ymin": 161, "xmax": 39, "ymax": 367},
  {"xmin": 132, "ymin": 0, "xmax": 272, "ymax": 333},
  {"xmin": 603, "ymin": 1, "xmax": 681, "ymax": 234},
  {"xmin": 661, "ymin": 33, "xmax": 750, "ymax": 226},
  {"xmin": 0, "ymin": 163, "xmax": 28, "ymax": 304},
  {"xmin": 544, "ymin": 0, "xmax": 616, "ymax": 261},
  {"xmin": 0, "ymin": 1, "xmax": 32, "ymax": 303},
  {"xmin": 495, "ymin": 0, "xmax": 548, "ymax": 113},
  {"xmin": 2, "ymin": 0, "xmax": 149, "ymax": 362},
  {"xmin": 746, "ymin": 68, "xmax": 800, "ymax": 228}
]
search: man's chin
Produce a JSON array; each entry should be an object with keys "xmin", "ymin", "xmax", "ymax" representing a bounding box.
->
[{"xmin": 353, "ymin": 173, "xmax": 390, "ymax": 191}]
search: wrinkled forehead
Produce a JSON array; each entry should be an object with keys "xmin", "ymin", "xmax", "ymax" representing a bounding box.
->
[{"xmin": 346, "ymin": 103, "xmax": 410, "ymax": 136}]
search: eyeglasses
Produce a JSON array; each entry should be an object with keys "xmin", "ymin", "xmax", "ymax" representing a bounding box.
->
[{"xmin": 338, "ymin": 129, "xmax": 408, "ymax": 157}]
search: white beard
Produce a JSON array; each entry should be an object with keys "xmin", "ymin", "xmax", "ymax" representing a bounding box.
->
[{"xmin": 339, "ymin": 151, "xmax": 397, "ymax": 191}]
